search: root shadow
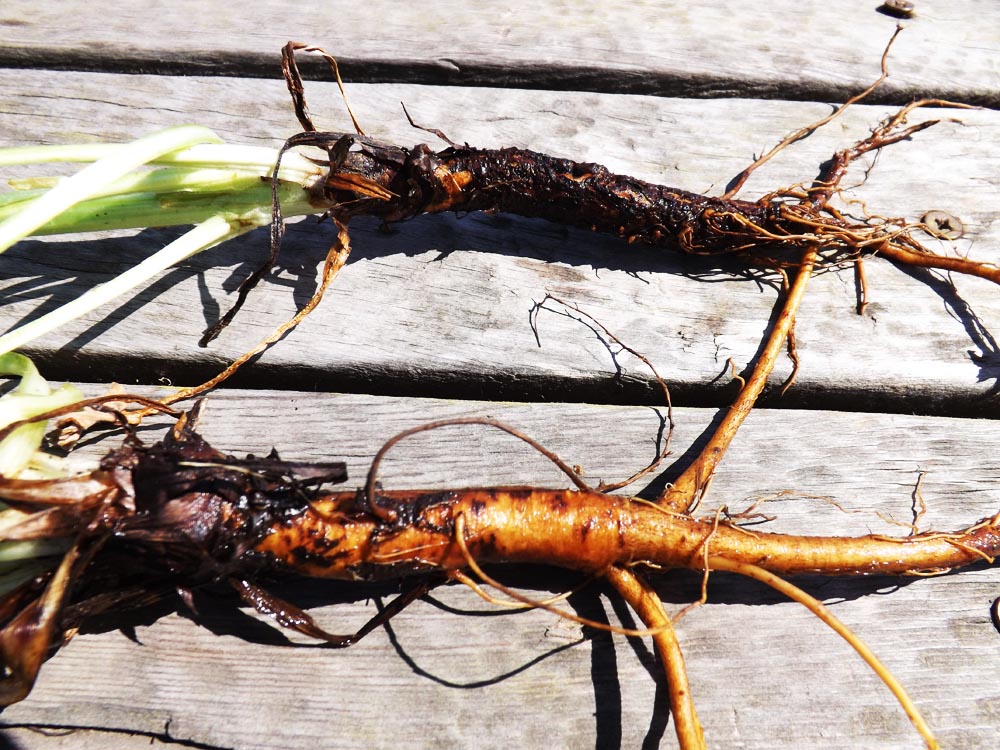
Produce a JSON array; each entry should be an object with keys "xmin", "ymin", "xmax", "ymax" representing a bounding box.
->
[{"xmin": 890, "ymin": 261, "xmax": 1000, "ymax": 397}]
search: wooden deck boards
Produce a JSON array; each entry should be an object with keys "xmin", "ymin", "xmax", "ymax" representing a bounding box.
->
[
  {"xmin": 3, "ymin": 393, "xmax": 1000, "ymax": 750},
  {"xmin": 1, "ymin": 1, "xmax": 996, "ymax": 105},
  {"xmin": 1, "ymin": 2, "xmax": 999, "ymax": 748},
  {"xmin": 2, "ymin": 71, "xmax": 999, "ymax": 414}
]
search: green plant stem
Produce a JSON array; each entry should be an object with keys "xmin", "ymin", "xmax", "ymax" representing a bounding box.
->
[
  {"xmin": 0, "ymin": 179, "xmax": 317, "ymax": 235},
  {"xmin": 0, "ymin": 126, "xmax": 226, "ymax": 253},
  {"xmin": 0, "ymin": 353, "xmax": 82, "ymax": 476},
  {"xmin": 0, "ymin": 130, "xmax": 329, "ymax": 353}
]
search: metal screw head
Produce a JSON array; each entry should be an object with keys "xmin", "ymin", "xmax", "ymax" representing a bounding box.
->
[
  {"xmin": 921, "ymin": 210, "xmax": 964, "ymax": 240},
  {"xmin": 878, "ymin": 0, "xmax": 915, "ymax": 18}
]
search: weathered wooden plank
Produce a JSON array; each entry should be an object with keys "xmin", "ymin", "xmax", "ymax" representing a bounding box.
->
[
  {"xmin": 2, "ymin": 389, "xmax": 999, "ymax": 749},
  {"xmin": 2, "ymin": 70, "xmax": 999, "ymax": 415},
  {"xmin": 1, "ymin": 4, "xmax": 997, "ymax": 749},
  {"xmin": 0, "ymin": 1, "xmax": 996, "ymax": 106}
]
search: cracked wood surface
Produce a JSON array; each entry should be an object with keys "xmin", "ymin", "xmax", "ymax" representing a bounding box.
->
[{"xmin": 1, "ymin": 1, "xmax": 999, "ymax": 748}]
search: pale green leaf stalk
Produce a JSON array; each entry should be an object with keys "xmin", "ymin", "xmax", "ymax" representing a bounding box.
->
[
  {"xmin": 0, "ymin": 354, "xmax": 86, "ymax": 595},
  {"xmin": 0, "ymin": 129, "xmax": 332, "ymax": 591},
  {"xmin": 0, "ymin": 126, "xmax": 224, "ymax": 252},
  {"xmin": 0, "ymin": 352, "xmax": 83, "ymax": 477},
  {"xmin": 0, "ymin": 127, "xmax": 329, "ymax": 354}
]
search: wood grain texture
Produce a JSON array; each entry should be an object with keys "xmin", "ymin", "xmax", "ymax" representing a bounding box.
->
[
  {"xmin": 1, "ymin": 390, "xmax": 999, "ymax": 750},
  {"xmin": 1, "ymin": 70, "xmax": 999, "ymax": 415},
  {"xmin": 0, "ymin": 2, "xmax": 999, "ymax": 748},
  {"xmin": 0, "ymin": 1, "xmax": 996, "ymax": 106}
]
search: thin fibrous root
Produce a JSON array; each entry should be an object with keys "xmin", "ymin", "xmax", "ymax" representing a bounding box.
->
[
  {"xmin": 529, "ymin": 293, "xmax": 674, "ymax": 492},
  {"xmin": 126, "ymin": 217, "xmax": 352, "ymax": 424},
  {"xmin": 722, "ymin": 25, "xmax": 905, "ymax": 200},
  {"xmin": 706, "ymin": 555, "xmax": 939, "ymax": 750},
  {"xmin": 363, "ymin": 417, "xmax": 592, "ymax": 523}
]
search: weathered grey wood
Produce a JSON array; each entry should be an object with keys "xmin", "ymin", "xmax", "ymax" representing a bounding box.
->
[
  {"xmin": 0, "ymin": 1, "xmax": 996, "ymax": 106},
  {"xmin": 2, "ymin": 390, "xmax": 999, "ymax": 749},
  {"xmin": 1, "ymin": 4, "xmax": 999, "ymax": 748},
  {"xmin": 1, "ymin": 70, "xmax": 999, "ymax": 415}
]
